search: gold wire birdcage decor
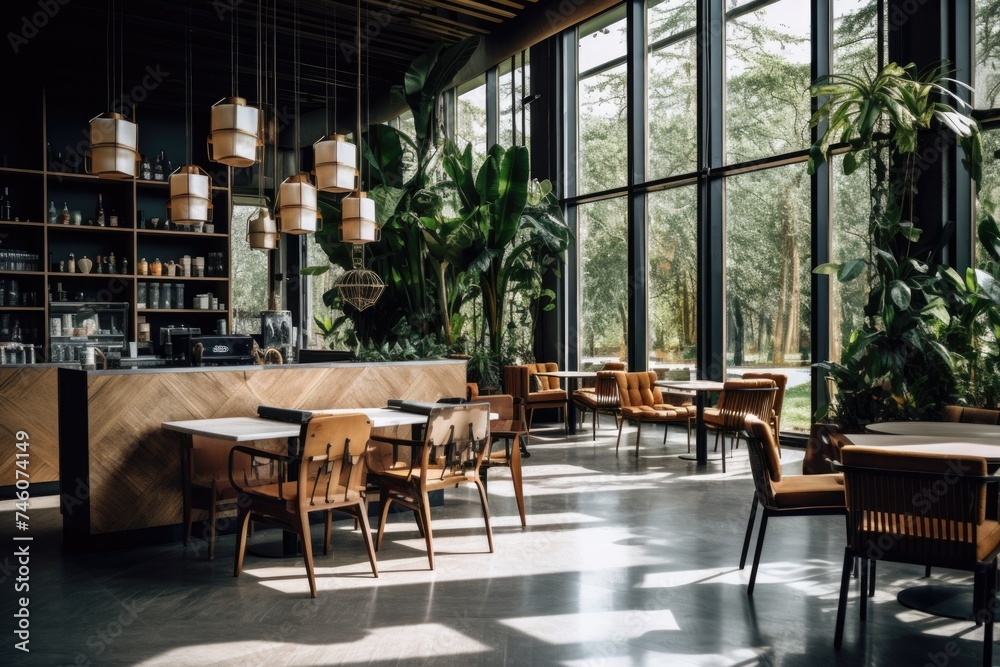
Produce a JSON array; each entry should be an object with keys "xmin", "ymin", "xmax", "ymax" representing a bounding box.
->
[{"xmin": 336, "ymin": 245, "xmax": 384, "ymax": 311}]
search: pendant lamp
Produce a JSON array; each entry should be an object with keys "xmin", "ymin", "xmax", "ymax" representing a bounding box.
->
[
  {"xmin": 247, "ymin": 206, "xmax": 278, "ymax": 249},
  {"xmin": 337, "ymin": 245, "xmax": 384, "ymax": 311},
  {"xmin": 314, "ymin": 134, "xmax": 356, "ymax": 193},
  {"xmin": 86, "ymin": 1, "xmax": 138, "ymax": 179},
  {"xmin": 168, "ymin": 17, "xmax": 211, "ymax": 227},
  {"xmin": 277, "ymin": 0, "xmax": 320, "ymax": 235},
  {"xmin": 208, "ymin": 1, "xmax": 261, "ymax": 167},
  {"xmin": 338, "ymin": 0, "xmax": 379, "ymax": 244},
  {"xmin": 276, "ymin": 173, "xmax": 320, "ymax": 234},
  {"xmin": 87, "ymin": 112, "xmax": 139, "ymax": 179}
]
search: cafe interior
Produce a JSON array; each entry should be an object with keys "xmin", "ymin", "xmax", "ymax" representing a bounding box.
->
[{"xmin": 3, "ymin": 0, "xmax": 1000, "ymax": 664}]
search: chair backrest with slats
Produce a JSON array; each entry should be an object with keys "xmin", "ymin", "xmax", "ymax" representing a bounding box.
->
[
  {"xmin": 715, "ymin": 379, "xmax": 775, "ymax": 429},
  {"xmin": 297, "ymin": 413, "xmax": 373, "ymax": 509},
  {"xmin": 593, "ymin": 371, "xmax": 621, "ymax": 409},
  {"xmin": 743, "ymin": 416, "xmax": 783, "ymax": 506},
  {"xmin": 840, "ymin": 447, "xmax": 991, "ymax": 569},
  {"xmin": 421, "ymin": 404, "xmax": 491, "ymax": 480},
  {"xmin": 742, "ymin": 372, "xmax": 788, "ymax": 418}
]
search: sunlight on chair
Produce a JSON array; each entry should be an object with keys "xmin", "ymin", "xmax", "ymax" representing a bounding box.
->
[
  {"xmin": 499, "ymin": 609, "xmax": 680, "ymax": 644},
  {"xmin": 135, "ymin": 625, "xmax": 490, "ymax": 665}
]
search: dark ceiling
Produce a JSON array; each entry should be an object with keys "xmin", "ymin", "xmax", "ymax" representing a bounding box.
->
[{"xmin": 5, "ymin": 0, "xmax": 620, "ymax": 152}]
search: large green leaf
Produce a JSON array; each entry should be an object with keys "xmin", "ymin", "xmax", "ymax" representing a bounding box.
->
[
  {"xmin": 492, "ymin": 146, "xmax": 530, "ymax": 248},
  {"xmin": 979, "ymin": 214, "xmax": 1000, "ymax": 263}
]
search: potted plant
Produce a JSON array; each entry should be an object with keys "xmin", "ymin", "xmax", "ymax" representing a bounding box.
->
[{"xmin": 808, "ymin": 61, "xmax": 993, "ymax": 429}]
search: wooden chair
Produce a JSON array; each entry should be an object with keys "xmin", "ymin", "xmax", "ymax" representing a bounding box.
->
[
  {"xmin": 367, "ymin": 403, "xmax": 493, "ymax": 569},
  {"xmin": 742, "ymin": 372, "xmax": 788, "ymax": 452},
  {"xmin": 942, "ymin": 404, "xmax": 1000, "ymax": 424},
  {"xmin": 475, "ymin": 394, "xmax": 527, "ymax": 527},
  {"xmin": 503, "ymin": 363, "xmax": 568, "ymax": 431},
  {"xmin": 228, "ymin": 413, "xmax": 377, "ymax": 598},
  {"xmin": 834, "ymin": 447, "xmax": 1000, "ymax": 667},
  {"xmin": 572, "ymin": 371, "xmax": 622, "ymax": 440},
  {"xmin": 704, "ymin": 378, "xmax": 776, "ymax": 472},
  {"xmin": 741, "ymin": 416, "xmax": 846, "ymax": 595},
  {"xmin": 613, "ymin": 371, "xmax": 694, "ymax": 456},
  {"xmin": 182, "ymin": 434, "xmax": 264, "ymax": 560}
]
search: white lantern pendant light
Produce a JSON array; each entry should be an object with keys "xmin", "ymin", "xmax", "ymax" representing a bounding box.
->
[
  {"xmin": 313, "ymin": 8, "xmax": 357, "ymax": 194},
  {"xmin": 208, "ymin": 1, "xmax": 261, "ymax": 168},
  {"xmin": 169, "ymin": 23, "xmax": 211, "ymax": 227},
  {"xmin": 87, "ymin": 1, "xmax": 138, "ymax": 180},
  {"xmin": 247, "ymin": 206, "xmax": 278, "ymax": 249},
  {"xmin": 87, "ymin": 112, "xmax": 139, "ymax": 179},
  {"xmin": 276, "ymin": 173, "xmax": 320, "ymax": 234},
  {"xmin": 314, "ymin": 134, "xmax": 356, "ymax": 193},
  {"xmin": 340, "ymin": 191, "xmax": 379, "ymax": 243},
  {"xmin": 339, "ymin": 0, "xmax": 380, "ymax": 244},
  {"xmin": 168, "ymin": 166, "xmax": 213, "ymax": 226},
  {"xmin": 277, "ymin": 0, "xmax": 320, "ymax": 235}
]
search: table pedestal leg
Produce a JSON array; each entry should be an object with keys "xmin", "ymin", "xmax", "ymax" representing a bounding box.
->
[{"xmin": 678, "ymin": 394, "xmax": 708, "ymax": 464}]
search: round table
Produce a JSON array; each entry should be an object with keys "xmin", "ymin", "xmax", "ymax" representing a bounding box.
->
[
  {"xmin": 865, "ymin": 421, "xmax": 1000, "ymax": 438},
  {"xmin": 655, "ymin": 380, "xmax": 724, "ymax": 465},
  {"xmin": 534, "ymin": 370, "xmax": 597, "ymax": 435}
]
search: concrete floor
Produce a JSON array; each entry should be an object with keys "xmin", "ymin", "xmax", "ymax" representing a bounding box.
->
[{"xmin": 1, "ymin": 421, "xmax": 995, "ymax": 666}]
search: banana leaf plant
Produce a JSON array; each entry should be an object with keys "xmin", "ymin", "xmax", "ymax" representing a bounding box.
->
[
  {"xmin": 809, "ymin": 61, "xmax": 988, "ymax": 427},
  {"xmin": 443, "ymin": 142, "xmax": 572, "ymax": 357}
]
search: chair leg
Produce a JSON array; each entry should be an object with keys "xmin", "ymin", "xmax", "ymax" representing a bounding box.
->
[
  {"xmin": 834, "ymin": 547, "xmax": 853, "ymax": 648},
  {"xmin": 739, "ymin": 496, "xmax": 758, "ymax": 569},
  {"xmin": 472, "ymin": 479, "xmax": 495, "ymax": 553},
  {"xmin": 747, "ymin": 510, "xmax": 768, "ymax": 596},
  {"xmin": 868, "ymin": 560, "xmax": 876, "ymax": 597},
  {"xmin": 859, "ymin": 559, "xmax": 868, "ymax": 621},
  {"xmin": 592, "ymin": 410, "xmax": 597, "ymax": 441},
  {"xmin": 207, "ymin": 500, "xmax": 217, "ymax": 560},
  {"xmin": 233, "ymin": 507, "xmax": 252, "ymax": 578},
  {"xmin": 982, "ymin": 564, "xmax": 997, "ymax": 667},
  {"xmin": 323, "ymin": 509, "xmax": 333, "ymax": 555},
  {"xmin": 510, "ymin": 437, "xmax": 526, "ymax": 527},
  {"xmin": 354, "ymin": 504, "xmax": 379, "ymax": 578},
  {"xmin": 663, "ymin": 422, "xmax": 668, "ymax": 445},
  {"xmin": 183, "ymin": 498, "xmax": 193, "ymax": 547},
  {"xmin": 720, "ymin": 429, "xmax": 727, "ymax": 474},
  {"xmin": 375, "ymin": 495, "xmax": 394, "ymax": 552},
  {"xmin": 686, "ymin": 417, "xmax": 692, "ymax": 453},
  {"xmin": 419, "ymin": 491, "xmax": 435, "ymax": 570},
  {"xmin": 616, "ymin": 419, "xmax": 626, "ymax": 454},
  {"xmin": 634, "ymin": 421, "xmax": 642, "ymax": 457},
  {"xmin": 299, "ymin": 512, "xmax": 317, "ymax": 598}
]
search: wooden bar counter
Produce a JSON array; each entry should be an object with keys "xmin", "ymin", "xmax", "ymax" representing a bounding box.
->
[{"xmin": 55, "ymin": 360, "xmax": 466, "ymax": 551}]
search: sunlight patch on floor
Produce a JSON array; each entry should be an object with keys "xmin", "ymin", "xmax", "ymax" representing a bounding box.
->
[
  {"xmin": 133, "ymin": 624, "xmax": 490, "ymax": 665},
  {"xmin": 499, "ymin": 609, "xmax": 680, "ymax": 644}
]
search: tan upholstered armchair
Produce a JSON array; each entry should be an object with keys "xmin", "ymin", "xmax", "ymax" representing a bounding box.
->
[
  {"xmin": 572, "ymin": 371, "xmax": 621, "ymax": 440},
  {"xmin": 613, "ymin": 371, "xmax": 694, "ymax": 456},
  {"xmin": 742, "ymin": 372, "xmax": 788, "ymax": 450},
  {"xmin": 503, "ymin": 363, "xmax": 569, "ymax": 430},
  {"xmin": 942, "ymin": 405, "xmax": 1000, "ymax": 424}
]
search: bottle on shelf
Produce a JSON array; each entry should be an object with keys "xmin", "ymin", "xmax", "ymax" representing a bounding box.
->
[
  {"xmin": 59, "ymin": 202, "xmax": 70, "ymax": 225},
  {"xmin": 109, "ymin": 253, "xmax": 116, "ymax": 274},
  {"xmin": 140, "ymin": 155, "xmax": 152, "ymax": 180},
  {"xmin": 137, "ymin": 209, "xmax": 145, "ymax": 229},
  {"xmin": 95, "ymin": 193, "xmax": 105, "ymax": 227},
  {"xmin": 101, "ymin": 256, "xmax": 110, "ymax": 274},
  {"xmin": 95, "ymin": 255, "xmax": 103, "ymax": 274},
  {"xmin": 153, "ymin": 151, "xmax": 165, "ymax": 181},
  {"xmin": 1, "ymin": 187, "xmax": 11, "ymax": 221},
  {"xmin": 48, "ymin": 201, "xmax": 57, "ymax": 224},
  {"xmin": 12, "ymin": 320, "xmax": 21, "ymax": 343},
  {"xmin": 122, "ymin": 258, "xmax": 128, "ymax": 274}
]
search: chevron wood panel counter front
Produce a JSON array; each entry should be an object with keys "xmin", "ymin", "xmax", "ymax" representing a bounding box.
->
[
  {"xmin": 57, "ymin": 360, "xmax": 466, "ymax": 550},
  {"xmin": 0, "ymin": 367, "xmax": 59, "ymax": 485}
]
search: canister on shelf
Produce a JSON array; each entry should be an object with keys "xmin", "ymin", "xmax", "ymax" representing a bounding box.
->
[{"xmin": 49, "ymin": 317, "xmax": 61, "ymax": 337}]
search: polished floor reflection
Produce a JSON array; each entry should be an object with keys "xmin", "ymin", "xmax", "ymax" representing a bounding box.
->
[{"xmin": 3, "ymin": 423, "xmax": 994, "ymax": 666}]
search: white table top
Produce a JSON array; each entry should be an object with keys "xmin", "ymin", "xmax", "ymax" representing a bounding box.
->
[
  {"xmin": 844, "ymin": 434, "xmax": 1000, "ymax": 463},
  {"xmin": 655, "ymin": 380, "xmax": 725, "ymax": 392},
  {"xmin": 163, "ymin": 408, "xmax": 431, "ymax": 440},
  {"xmin": 865, "ymin": 421, "xmax": 1000, "ymax": 438},
  {"xmin": 162, "ymin": 407, "xmax": 494, "ymax": 441}
]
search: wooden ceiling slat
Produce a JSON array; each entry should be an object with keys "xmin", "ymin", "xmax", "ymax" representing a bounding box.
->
[
  {"xmin": 416, "ymin": 0, "xmax": 510, "ymax": 22},
  {"xmin": 365, "ymin": 0, "xmax": 493, "ymax": 34}
]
